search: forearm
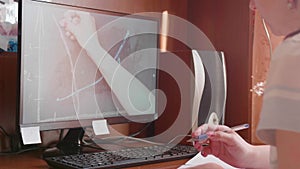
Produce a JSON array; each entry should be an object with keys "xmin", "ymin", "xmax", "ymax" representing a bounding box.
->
[
  {"xmin": 246, "ymin": 145, "xmax": 271, "ymax": 169},
  {"xmin": 85, "ymin": 42, "xmax": 155, "ymax": 115},
  {"xmin": 276, "ymin": 130, "xmax": 300, "ymax": 169}
]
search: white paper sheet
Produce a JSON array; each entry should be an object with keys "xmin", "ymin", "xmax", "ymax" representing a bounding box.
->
[
  {"xmin": 178, "ymin": 153, "xmax": 242, "ymax": 169},
  {"xmin": 92, "ymin": 119, "xmax": 110, "ymax": 135},
  {"xmin": 20, "ymin": 126, "xmax": 42, "ymax": 145}
]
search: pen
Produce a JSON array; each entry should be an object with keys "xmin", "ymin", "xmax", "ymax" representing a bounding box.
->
[{"xmin": 187, "ymin": 123, "xmax": 249, "ymax": 142}]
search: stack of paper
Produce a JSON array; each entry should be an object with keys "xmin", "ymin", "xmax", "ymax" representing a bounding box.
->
[{"xmin": 178, "ymin": 153, "xmax": 242, "ymax": 169}]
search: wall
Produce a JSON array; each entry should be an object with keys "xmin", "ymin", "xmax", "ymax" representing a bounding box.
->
[
  {"xmin": 251, "ymin": 12, "xmax": 283, "ymax": 144},
  {"xmin": 0, "ymin": 52, "xmax": 18, "ymax": 151},
  {"xmin": 187, "ymin": 0, "xmax": 254, "ymax": 142}
]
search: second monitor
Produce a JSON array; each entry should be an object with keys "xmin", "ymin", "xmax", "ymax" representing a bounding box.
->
[{"xmin": 192, "ymin": 50, "xmax": 227, "ymax": 128}]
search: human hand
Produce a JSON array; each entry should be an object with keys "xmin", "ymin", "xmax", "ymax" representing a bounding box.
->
[
  {"xmin": 192, "ymin": 124, "xmax": 254, "ymax": 168},
  {"xmin": 59, "ymin": 10, "xmax": 99, "ymax": 49}
]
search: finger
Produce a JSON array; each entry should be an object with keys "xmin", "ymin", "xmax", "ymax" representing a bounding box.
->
[
  {"xmin": 62, "ymin": 11, "xmax": 80, "ymax": 32},
  {"xmin": 64, "ymin": 10, "xmax": 77, "ymax": 21},
  {"xmin": 194, "ymin": 140, "xmax": 209, "ymax": 152},
  {"xmin": 214, "ymin": 125, "xmax": 232, "ymax": 132},
  {"xmin": 59, "ymin": 19, "xmax": 67, "ymax": 28},
  {"xmin": 194, "ymin": 141, "xmax": 202, "ymax": 151},
  {"xmin": 209, "ymin": 130, "xmax": 235, "ymax": 144},
  {"xmin": 63, "ymin": 20, "xmax": 77, "ymax": 36},
  {"xmin": 72, "ymin": 16, "xmax": 80, "ymax": 25},
  {"xmin": 195, "ymin": 140, "xmax": 212, "ymax": 154},
  {"xmin": 201, "ymin": 145, "xmax": 212, "ymax": 157},
  {"xmin": 75, "ymin": 10, "xmax": 92, "ymax": 21},
  {"xmin": 193, "ymin": 124, "xmax": 230, "ymax": 137},
  {"xmin": 65, "ymin": 31, "xmax": 71, "ymax": 37},
  {"xmin": 192, "ymin": 124, "xmax": 209, "ymax": 137},
  {"xmin": 70, "ymin": 35, "xmax": 76, "ymax": 41}
]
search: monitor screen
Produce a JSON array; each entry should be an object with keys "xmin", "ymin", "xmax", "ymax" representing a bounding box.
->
[{"xmin": 19, "ymin": 0, "xmax": 159, "ymax": 131}]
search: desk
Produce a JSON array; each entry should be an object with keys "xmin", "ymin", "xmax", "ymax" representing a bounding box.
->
[{"xmin": 0, "ymin": 150, "xmax": 189, "ymax": 169}]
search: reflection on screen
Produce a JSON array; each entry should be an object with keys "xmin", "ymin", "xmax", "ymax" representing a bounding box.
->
[{"xmin": 20, "ymin": 1, "xmax": 159, "ymax": 126}]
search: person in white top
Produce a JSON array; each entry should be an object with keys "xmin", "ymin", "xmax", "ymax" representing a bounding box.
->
[{"xmin": 191, "ymin": 0, "xmax": 300, "ymax": 169}]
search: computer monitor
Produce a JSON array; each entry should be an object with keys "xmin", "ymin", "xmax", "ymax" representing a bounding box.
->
[
  {"xmin": 18, "ymin": 0, "xmax": 159, "ymax": 154},
  {"xmin": 191, "ymin": 50, "xmax": 227, "ymax": 129}
]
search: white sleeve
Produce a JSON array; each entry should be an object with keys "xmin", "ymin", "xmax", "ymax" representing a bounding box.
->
[{"xmin": 256, "ymin": 36, "xmax": 300, "ymax": 145}]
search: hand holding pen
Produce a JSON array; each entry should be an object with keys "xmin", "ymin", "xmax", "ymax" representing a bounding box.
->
[
  {"xmin": 188, "ymin": 123, "xmax": 249, "ymax": 143},
  {"xmin": 191, "ymin": 123, "xmax": 254, "ymax": 168}
]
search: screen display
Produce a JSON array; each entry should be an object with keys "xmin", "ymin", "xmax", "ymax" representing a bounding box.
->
[{"xmin": 19, "ymin": 0, "xmax": 159, "ymax": 129}]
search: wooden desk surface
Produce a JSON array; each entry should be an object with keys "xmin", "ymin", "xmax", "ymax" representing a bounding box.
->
[{"xmin": 0, "ymin": 150, "xmax": 189, "ymax": 169}]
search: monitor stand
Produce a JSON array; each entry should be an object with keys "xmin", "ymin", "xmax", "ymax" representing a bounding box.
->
[{"xmin": 42, "ymin": 127, "xmax": 86, "ymax": 158}]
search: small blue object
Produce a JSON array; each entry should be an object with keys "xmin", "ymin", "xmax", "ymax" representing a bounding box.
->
[
  {"xmin": 187, "ymin": 133, "xmax": 209, "ymax": 142},
  {"xmin": 7, "ymin": 39, "xmax": 18, "ymax": 52},
  {"xmin": 194, "ymin": 134, "xmax": 208, "ymax": 142}
]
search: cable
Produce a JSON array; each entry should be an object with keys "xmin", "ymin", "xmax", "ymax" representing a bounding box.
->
[
  {"xmin": 100, "ymin": 136, "xmax": 164, "ymax": 146},
  {"xmin": 0, "ymin": 146, "xmax": 43, "ymax": 156},
  {"xmin": 166, "ymin": 134, "xmax": 192, "ymax": 145},
  {"xmin": 251, "ymin": 18, "xmax": 272, "ymax": 96},
  {"xmin": 0, "ymin": 126, "xmax": 11, "ymax": 137},
  {"xmin": 80, "ymin": 121, "xmax": 193, "ymax": 150},
  {"xmin": 0, "ymin": 126, "xmax": 14, "ymax": 154},
  {"xmin": 81, "ymin": 121, "xmax": 154, "ymax": 144},
  {"xmin": 58, "ymin": 129, "xmax": 64, "ymax": 141},
  {"xmin": 128, "ymin": 122, "xmax": 153, "ymax": 137},
  {"xmin": 262, "ymin": 18, "xmax": 273, "ymax": 57},
  {"xmin": 87, "ymin": 133, "xmax": 193, "ymax": 148}
]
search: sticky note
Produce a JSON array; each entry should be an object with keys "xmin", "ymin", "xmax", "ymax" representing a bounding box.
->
[
  {"xmin": 92, "ymin": 119, "xmax": 110, "ymax": 135},
  {"xmin": 20, "ymin": 126, "xmax": 42, "ymax": 145}
]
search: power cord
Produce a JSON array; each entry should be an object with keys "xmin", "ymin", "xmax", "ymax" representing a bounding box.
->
[
  {"xmin": 82, "ymin": 121, "xmax": 154, "ymax": 146},
  {"xmin": 262, "ymin": 18, "xmax": 273, "ymax": 57},
  {"xmin": 128, "ymin": 122, "xmax": 153, "ymax": 137},
  {"xmin": 0, "ymin": 126, "xmax": 41, "ymax": 155},
  {"xmin": 0, "ymin": 126, "xmax": 10, "ymax": 137},
  {"xmin": 0, "ymin": 126, "xmax": 14, "ymax": 154}
]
